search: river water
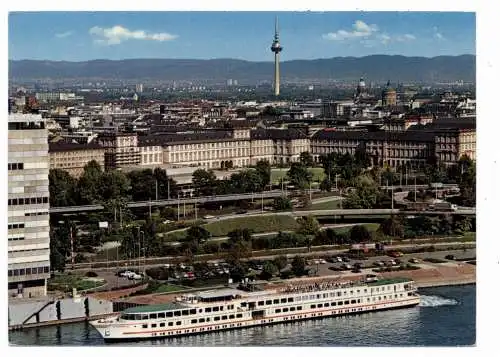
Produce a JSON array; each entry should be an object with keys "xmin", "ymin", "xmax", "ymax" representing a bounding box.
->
[{"xmin": 8, "ymin": 284, "xmax": 475, "ymax": 347}]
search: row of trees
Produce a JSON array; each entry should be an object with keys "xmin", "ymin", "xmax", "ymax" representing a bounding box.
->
[
  {"xmin": 191, "ymin": 160, "xmax": 271, "ymax": 196},
  {"xmin": 49, "ymin": 161, "xmax": 178, "ymax": 207}
]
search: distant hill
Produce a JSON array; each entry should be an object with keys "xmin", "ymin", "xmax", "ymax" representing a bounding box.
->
[{"xmin": 8, "ymin": 55, "xmax": 475, "ymax": 83}]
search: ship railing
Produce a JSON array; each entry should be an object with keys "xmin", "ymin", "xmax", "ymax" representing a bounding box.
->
[{"xmin": 279, "ymin": 280, "xmax": 361, "ymax": 295}]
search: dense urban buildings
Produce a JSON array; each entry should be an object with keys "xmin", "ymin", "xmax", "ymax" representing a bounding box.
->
[{"xmin": 8, "ymin": 113, "xmax": 51, "ymax": 298}]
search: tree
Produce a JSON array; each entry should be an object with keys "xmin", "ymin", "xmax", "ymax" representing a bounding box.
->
[
  {"xmin": 127, "ymin": 169, "xmax": 156, "ymax": 201},
  {"xmin": 296, "ymin": 215, "xmax": 320, "ymax": 236},
  {"xmin": 349, "ymin": 225, "xmax": 373, "ymax": 243},
  {"xmin": 192, "ymin": 169, "xmax": 218, "ymax": 196},
  {"xmin": 379, "ymin": 215, "xmax": 404, "ymax": 237},
  {"xmin": 261, "ymin": 261, "xmax": 278, "ymax": 280},
  {"xmin": 100, "ymin": 170, "xmax": 130, "ymax": 201},
  {"xmin": 320, "ymin": 152, "xmax": 342, "ymax": 180},
  {"xmin": 229, "ymin": 170, "xmax": 262, "ymax": 193},
  {"xmin": 154, "ymin": 167, "xmax": 177, "ymax": 199},
  {"xmin": 226, "ymin": 228, "xmax": 253, "ymax": 264},
  {"xmin": 452, "ymin": 215, "xmax": 473, "ymax": 234},
  {"xmin": 320, "ymin": 178, "xmax": 332, "ymax": 192},
  {"xmin": 343, "ymin": 175, "xmax": 381, "ymax": 209},
  {"xmin": 184, "ymin": 225, "xmax": 211, "ymax": 253},
  {"xmin": 354, "ymin": 147, "xmax": 371, "ymax": 169},
  {"xmin": 77, "ymin": 160, "xmax": 104, "ymax": 204},
  {"xmin": 287, "ymin": 162, "xmax": 312, "ymax": 190},
  {"xmin": 299, "ymin": 151, "xmax": 314, "ymax": 167},
  {"xmin": 49, "ymin": 169, "xmax": 77, "ymax": 207},
  {"xmin": 255, "ymin": 160, "xmax": 271, "ymax": 190},
  {"xmin": 273, "ymin": 197, "xmax": 292, "ymax": 211},
  {"xmin": 273, "ymin": 255, "xmax": 288, "ymax": 271},
  {"xmin": 291, "ymin": 256, "xmax": 307, "ymax": 277}
]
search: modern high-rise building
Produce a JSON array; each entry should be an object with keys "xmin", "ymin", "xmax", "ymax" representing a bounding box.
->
[
  {"xmin": 270, "ymin": 17, "xmax": 283, "ymax": 96},
  {"xmin": 8, "ymin": 113, "xmax": 51, "ymax": 298}
]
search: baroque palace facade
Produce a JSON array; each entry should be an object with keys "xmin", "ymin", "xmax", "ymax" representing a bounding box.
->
[{"xmin": 48, "ymin": 124, "xmax": 475, "ymax": 177}]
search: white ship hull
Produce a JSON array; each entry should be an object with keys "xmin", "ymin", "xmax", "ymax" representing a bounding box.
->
[{"xmin": 90, "ymin": 278, "xmax": 420, "ymax": 342}]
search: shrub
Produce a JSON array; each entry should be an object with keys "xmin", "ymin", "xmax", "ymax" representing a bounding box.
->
[{"xmin": 85, "ymin": 271, "xmax": 98, "ymax": 278}]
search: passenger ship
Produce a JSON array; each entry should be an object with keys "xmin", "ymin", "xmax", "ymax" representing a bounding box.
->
[{"xmin": 90, "ymin": 277, "xmax": 420, "ymax": 342}]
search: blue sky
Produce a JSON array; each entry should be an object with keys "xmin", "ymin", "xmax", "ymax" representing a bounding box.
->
[{"xmin": 8, "ymin": 12, "xmax": 475, "ymax": 61}]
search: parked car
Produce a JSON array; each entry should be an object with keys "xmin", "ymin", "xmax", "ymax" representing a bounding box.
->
[
  {"xmin": 203, "ymin": 215, "xmax": 215, "ymax": 219},
  {"xmin": 374, "ymin": 261, "xmax": 385, "ymax": 267},
  {"xmin": 409, "ymin": 258, "xmax": 420, "ymax": 264},
  {"xmin": 388, "ymin": 251, "xmax": 404, "ymax": 258},
  {"xmin": 445, "ymin": 254, "xmax": 456, "ymax": 260}
]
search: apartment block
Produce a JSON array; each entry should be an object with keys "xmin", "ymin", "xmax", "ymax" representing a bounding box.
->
[
  {"xmin": 8, "ymin": 113, "xmax": 51, "ymax": 298},
  {"xmin": 49, "ymin": 142, "xmax": 106, "ymax": 177}
]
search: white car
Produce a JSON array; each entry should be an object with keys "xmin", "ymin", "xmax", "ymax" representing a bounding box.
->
[
  {"xmin": 120, "ymin": 270, "xmax": 134, "ymax": 278},
  {"xmin": 203, "ymin": 215, "xmax": 215, "ymax": 219}
]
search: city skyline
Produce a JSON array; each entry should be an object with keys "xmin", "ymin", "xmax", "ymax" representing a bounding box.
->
[{"xmin": 8, "ymin": 12, "xmax": 475, "ymax": 62}]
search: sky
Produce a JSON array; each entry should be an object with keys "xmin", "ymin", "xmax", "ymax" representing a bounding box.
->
[{"xmin": 8, "ymin": 12, "xmax": 475, "ymax": 62}]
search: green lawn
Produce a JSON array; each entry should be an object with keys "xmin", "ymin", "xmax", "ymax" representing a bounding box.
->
[
  {"xmin": 162, "ymin": 229, "xmax": 188, "ymax": 242},
  {"xmin": 271, "ymin": 167, "xmax": 325, "ymax": 184},
  {"xmin": 330, "ymin": 223, "xmax": 380, "ymax": 235},
  {"xmin": 48, "ymin": 273, "xmax": 106, "ymax": 292},
  {"xmin": 154, "ymin": 284, "xmax": 187, "ymax": 293},
  {"xmin": 204, "ymin": 215, "xmax": 299, "ymax": 237},
  {"xmin": 309, "ymin": 200, "xmax": 342, "ymax": 210}
]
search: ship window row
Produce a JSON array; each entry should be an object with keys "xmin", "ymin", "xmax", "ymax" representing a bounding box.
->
[
  {"xmin": 142, "ymin": 321, "xmax": 181, "ymax": 328},
  {"xmin": 123, "ymin": 306, "xmax": 228, "ymax": 320},
  {"xmin": 275, "ymin": 306, "xmax": 303, "ymax": 313},
  {"xmin": 193, "ymin": 313, "xmax": 243, "ymax": 324},
  {"xmin": 310, "ymin": 299, "xmax": 361, "ymax": 309},
  {"xmin": 258, "ymin": 297, "xmax": 294, "ymax": 306}
]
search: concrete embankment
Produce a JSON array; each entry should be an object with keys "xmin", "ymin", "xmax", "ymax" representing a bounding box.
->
[{"xmin": 379, "ymin": 262, "xmax": 476, "ymax": 289}]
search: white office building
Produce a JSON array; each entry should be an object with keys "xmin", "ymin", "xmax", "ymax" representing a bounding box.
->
[{"xmin": 8, "ymin": 113, "xmax": 51, "ymax": 298}]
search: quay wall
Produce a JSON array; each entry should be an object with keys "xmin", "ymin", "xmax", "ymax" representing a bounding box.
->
[{"xmin": 8, "ymin": 296, "xmax": 113, "ymax": 329}]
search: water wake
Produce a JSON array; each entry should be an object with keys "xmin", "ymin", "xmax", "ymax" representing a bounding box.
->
[{"xmin": 419, "ymin": 295, "xmax": 459, "ymax": 307}]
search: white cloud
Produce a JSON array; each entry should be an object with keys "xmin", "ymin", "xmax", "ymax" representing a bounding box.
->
[
  {"xmin": 55, "ymin": 31, "xmax": 73, "ymax": 38},
  {"xmin": 435, "ymin": 32, "xmax": 445, "ymax": 40},
  {"xmin": 395, "ymin": 34, "xmax": 417, "ymax": 42},
  {"xmin": 323, "ymin": 21, "xmax": 416, "ymax": 46},
  {"xmin": 89, "ymin": 25, "xmax": 177, "ymax": 45},
  {"xmin": 379, "ymin": 34, "xmax": 391, "ymax": 45},
  {"xmin": 322, "ymin": 20, "xmax": 378, "ymax": 41},
  {"xmin": 433, "ymin": 27, "xmax": 445, "ymax": 40}
]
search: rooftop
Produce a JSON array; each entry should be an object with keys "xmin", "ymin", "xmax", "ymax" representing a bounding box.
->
[
  {"xmin": 48, "ymin": 142, "xmax": 104, "ymax": 152},
  {"xmin": 366, "ymin": 277, "xmax": 412, "ymax": 286},
  {"xmin": 123, "ymin": 302, "xmax": 181, "ymax": 314}
]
